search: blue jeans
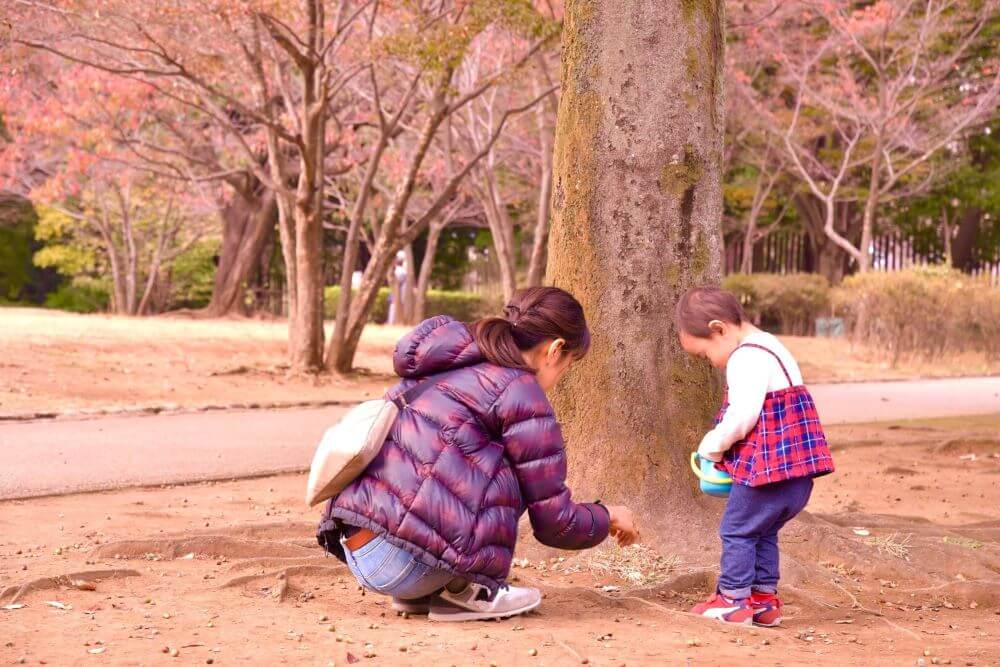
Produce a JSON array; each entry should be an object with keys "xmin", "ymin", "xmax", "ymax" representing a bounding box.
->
[
  {"xmin": 718, "ymin": 476, "xmax": 813, "ymax": 599},
  {"xmin": 341, "ymin": 532, "xmax": 454, "ymax": 600}
]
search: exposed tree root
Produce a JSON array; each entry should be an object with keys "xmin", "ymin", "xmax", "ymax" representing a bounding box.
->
[
  {"xmin": 1, "ymin": 569, "xmax": 140, "ymax": 604},
  {"xmin": 92, "ymin": 535, "xmax": 312, "ymax": 560},
  {"xmin": 220, "ymin": 564, "xmax": 347, "ymax": 589}
]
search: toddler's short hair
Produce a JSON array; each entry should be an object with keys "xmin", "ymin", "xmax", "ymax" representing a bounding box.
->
[{"xmin": 675, "ymin": 286, "xmax": 746, "ymax": 338}]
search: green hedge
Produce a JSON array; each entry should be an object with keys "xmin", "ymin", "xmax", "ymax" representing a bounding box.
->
[
  {"xmin": 324, "ymin": 286, "xmax": 493, "ymax": 323},
  {"xmin": 169, "ymin": 239, "xmax": 219, "ymax": 309},
  {"xmin": 722, "ymin": 273, "xmax": 830, "ymax": 335},
  {"xmin": 833, "ymin": 265, "xmax": 1000, "ymax": 364},
  {"xmin": 44, "ymin": 278, "xmax": 110, "ymax": 313}
]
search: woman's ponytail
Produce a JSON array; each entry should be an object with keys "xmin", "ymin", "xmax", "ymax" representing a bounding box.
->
[{"xmin": 472, "ymin": 287, "xmax": 591, "ymax": 371}]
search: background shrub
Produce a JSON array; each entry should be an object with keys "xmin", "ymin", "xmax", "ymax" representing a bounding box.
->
[
  {"xmin": 833, "ymin": 266, "xmax": 1000, "ymax": 364},
  {"xmin": 722, "ymin": 273, "xmax": 830, "ymax": 335},
  {"xmin": 169, "ymin": 239, "xmax": 220, "ymax": 309},
  {"xmin": 324, "ymin": 287, "xmax": 492, "ymax": 323},
  {"xmin": 44, "ymin": 277, "xmax": 110, "ymax": 313}
]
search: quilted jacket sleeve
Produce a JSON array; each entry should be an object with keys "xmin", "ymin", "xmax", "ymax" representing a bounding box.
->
[{"xmin": 491, "ymin": 374, "xmax": 610, "ymax": 550}]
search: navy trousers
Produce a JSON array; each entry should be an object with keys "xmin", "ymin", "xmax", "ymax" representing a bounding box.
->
[{"xmin": 717, "ymin": 476, "xmax": 813, "ymax": 599}]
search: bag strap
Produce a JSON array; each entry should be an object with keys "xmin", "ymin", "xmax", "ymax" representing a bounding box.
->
[
  {"xmin": 391, "ymin": 375, "xmax": 438, "ymax": 410},
  {"xmin": 736, "ymin": 343, "xmax": 794, "ymax": 386}
]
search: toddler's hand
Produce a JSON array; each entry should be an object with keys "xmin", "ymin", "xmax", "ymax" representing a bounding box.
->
[
  {"xmin": 697, "ymin": 432, "xmax": 724, "ymax": 462},
  {"xmin": 606, "ymin": 505, "xmax": 640, "ymax": 547}
]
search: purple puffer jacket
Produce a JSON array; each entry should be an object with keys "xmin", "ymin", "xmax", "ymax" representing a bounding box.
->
[{"xmin": 320, "ymin": 316, "xmax": 609, "ymax": 592}]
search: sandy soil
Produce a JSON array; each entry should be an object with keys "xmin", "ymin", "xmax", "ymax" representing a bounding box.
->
[
  {"xmin": 3, "ymin": 308, "xmax": 999, "ymax": 418},
  {"xmin": 2, "ymin": 416, "xmax": 998, "ymax": 666}
]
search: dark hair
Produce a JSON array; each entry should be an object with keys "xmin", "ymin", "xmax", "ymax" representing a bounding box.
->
[
  {"xmin": 472, "ymin": 286, "xmax": 591, "ymax": 371},
  {"xmin": 675, "ymin": 286, "xmax": 747, "ymax": 338}
]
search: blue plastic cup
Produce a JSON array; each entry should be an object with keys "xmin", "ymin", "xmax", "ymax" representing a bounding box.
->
[{"xmin": 690, "ymin": 452, "xmax": 732, "ymax": 497}]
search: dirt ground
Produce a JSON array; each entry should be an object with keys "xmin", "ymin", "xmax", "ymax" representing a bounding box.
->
[
  {"xmin": 2, "ymin": 415, "xmax": 998, "ymax": 666},
  {"xmin": 2, "ymin": 307, "xmax": 999, "ymax": 418}
]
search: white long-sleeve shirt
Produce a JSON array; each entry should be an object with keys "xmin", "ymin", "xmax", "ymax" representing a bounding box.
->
[{"xmin": 698, "ymin": 331, "xmax": 804, "ymax": 462}]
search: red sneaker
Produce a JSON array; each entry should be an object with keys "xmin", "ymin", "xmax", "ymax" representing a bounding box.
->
[
  {"xmin": 750, "ymin": 591, "xmax": 782, "ymax": 627},
  {"xmin": 690, "ymin": 593, "xmax": 754, "ymax": 625}
]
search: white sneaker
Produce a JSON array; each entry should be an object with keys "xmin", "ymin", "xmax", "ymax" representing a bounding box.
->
[{"xmin": 428, "ymin": 583, "xmax": 541, "ymax": 622}]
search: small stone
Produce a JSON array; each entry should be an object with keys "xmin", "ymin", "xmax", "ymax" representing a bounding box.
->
[
  {"xmin": 398, "ymin": 646, "xmax": 408, "ymax": 652},
  {"xmin": 686, "ymin": 638, "xmax": 700, "ymax": 647},
  {"xmin": 918, "ymin": 659, "xmax": 927, "ymax": 667},
  {"xmin": 163, "ymin": 612, "xmax": 171, "ymax": 619},
  {"xmin": 327, "ymin": 624, "xmax": 336, "ymax": 632},
  {"xmin": 207, "ymin": 660, "xmax": 214, "ymax": 665},
  {"xmin": 528, "ymin": 648, "xmax": 538, "ymax": 656},
  {"xmin": 162, "ymin": 647, "xmax": 170, "ymax": 654},
  {"xmin": 169, "ymin": 648, "xmax": 179, "ymax": 657}
]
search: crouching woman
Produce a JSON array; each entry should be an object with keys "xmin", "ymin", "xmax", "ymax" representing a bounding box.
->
[{"xmin": 318, "ymin": 286, "xmax": 637, "ymax": 621}]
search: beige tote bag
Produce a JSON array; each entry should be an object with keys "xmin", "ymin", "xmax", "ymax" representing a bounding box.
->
[{"xmin": 305, "ymin": 377, "xmax": 435, "ymax": 507}]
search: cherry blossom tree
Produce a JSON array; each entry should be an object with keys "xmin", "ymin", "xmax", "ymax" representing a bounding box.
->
[
  {"xmin": 0, "ymin": 64, "xmax": 210, "ymax": 314},
  {"xmin": 742, "ymin": 0, "xmax": 1000, "ymax": 272}
]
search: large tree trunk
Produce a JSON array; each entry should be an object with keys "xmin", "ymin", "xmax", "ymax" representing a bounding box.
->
[
  {"xmin": 546, "ymin": 0, "xmax": 725, "ymax": 541},
  {"xmin": 205, "ymin": 185, "xmax": 277, "ymax": 317},
  {"xmin": 950, "ymin": 207, "xmax": 982, "ymax": 272}
]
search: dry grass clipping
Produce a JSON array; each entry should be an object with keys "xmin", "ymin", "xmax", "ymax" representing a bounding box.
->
[
  {"xmin": 865, "ymin": 533, "xmax": 912, "ymax": 560},
  {"xmin": 559, "ymin": 542, "xmax": 681, "ymax": 587}
]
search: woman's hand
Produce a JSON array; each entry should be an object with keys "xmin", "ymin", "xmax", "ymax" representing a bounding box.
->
[{"xmin": 606, "ymin": 505, "xmax": 640, "ymax": 547}]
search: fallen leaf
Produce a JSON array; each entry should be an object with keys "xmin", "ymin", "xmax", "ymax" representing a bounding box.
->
[
  {"xmin": 346, "ymin": 652, "xmax": 359, "ymax": 664},
  {"xmin": 71, "ymin": 580, "xmax": 97, "ymax": 591},
  {"xmin": 45, "ymin": 601, "xmax": 71, "ymax": 610},
  {"xmin": 835, "ymin": 619, "xmax": 855, "ymax": 624},
  {"xmin": 88, "ymin": 647, "xmax": 106, "ymax": 654},
  {"xmin": 852, "ymin": 528, "xmax": 870, "ymax": 536},
  {"xmin": 3, "ymin": 604, "xmax": 26, "ymax": 610}
]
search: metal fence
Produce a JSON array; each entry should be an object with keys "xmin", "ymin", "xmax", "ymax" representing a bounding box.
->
[{"xmin": 725, "ymin": 231, "xmax": 1000, "ymax": 285}]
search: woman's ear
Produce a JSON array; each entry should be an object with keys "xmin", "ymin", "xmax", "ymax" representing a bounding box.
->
[
  {"xmin": 708, "ymin": 319, "xmax": 726, "ymax": 336},
  {"xmin": 546, "ymin": 338, "xmax": 566, "ymax": 363}
]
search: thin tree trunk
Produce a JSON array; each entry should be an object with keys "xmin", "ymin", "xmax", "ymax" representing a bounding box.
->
[
  {"xmin": 413, "ymin": 218, "xmax": 446, "ymax": 322},
  {"xmin": 287, "ymin": 11, "xmax": 326, "ymax": 373},
  {"xmin": 526, "ymin": 74, "xmax": 554, "ymax": 287},
  {"xmin": 327, "ymin": 72, "xmax": 452, "ymax": 372},
  {"xmin": 547, "ymin": 0, "xmax": 725, "ymax": 542},
  {"xmin": 402, "ymin": 243, "xmax": 417, "ymax": 324}
]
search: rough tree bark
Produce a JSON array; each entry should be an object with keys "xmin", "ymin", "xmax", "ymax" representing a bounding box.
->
[{"xmin": 546, "ymin": 0, "xmax": 726, "ymax": 542}]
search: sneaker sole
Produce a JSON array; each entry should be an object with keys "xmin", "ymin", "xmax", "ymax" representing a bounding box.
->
[
  {"xmin": 392, "ymin": 600, "xmax": 430, "ymax": 615},
  {"xmin": 753, "ymin": 618, "xmax": 782, "ymax": 627},
  {"xmin": 427, "ymin": 597, "xmax": 541, "ymax": 622},
  {"xmin": 700, "ymin": 608, "xmax": 753, "ymax": 626}
]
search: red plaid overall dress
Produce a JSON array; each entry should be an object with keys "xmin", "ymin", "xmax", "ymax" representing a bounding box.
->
[{"xmin": 715, "ymin": 343, "xmax": 834, "ymax": 487}]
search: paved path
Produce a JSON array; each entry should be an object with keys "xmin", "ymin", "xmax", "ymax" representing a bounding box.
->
[
  {"xmin": 0, "ymin": 406, "xmax": 349, "ymax": 500},
  {"xmin": 1, "ymin": 377, "xmax": 998, "ymax": 500},
  {"xmin": 810, "ymin": 375, "xmax": 1000, "ymax": 424}
]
